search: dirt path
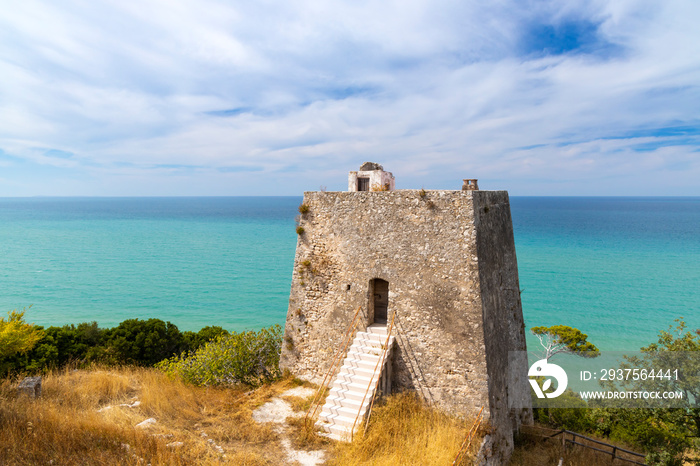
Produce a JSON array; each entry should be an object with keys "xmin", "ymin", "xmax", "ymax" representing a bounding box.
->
[{"xmin": 252, "ymin": 386, "xmax": 326, "ymax": 466}]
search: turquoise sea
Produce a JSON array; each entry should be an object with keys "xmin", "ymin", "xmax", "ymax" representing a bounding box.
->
[{"xmin": 0, "ymin": 196, "xmax": 698, "ymax": 352}]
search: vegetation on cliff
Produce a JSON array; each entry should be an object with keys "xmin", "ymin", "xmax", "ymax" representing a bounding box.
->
[
  {"xmin": 0, "ymin": 314, "xmax": 242, "ymax": 376},
  {"xmin": 157, "ymin": 325, "xmax": 282, "ymax": 387},
  {"xmin": 531, "ymin": 319, "xmax": 699, "ymax": 466},
  {"xmin": 2, "ymin": 310, "xmax": 697, "ymax": 464},
  {"xmin": 0, "ymin": 309, "xmax": 43, "ymax": 360}
]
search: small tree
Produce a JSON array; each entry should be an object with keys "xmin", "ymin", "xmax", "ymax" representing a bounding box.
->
[
  {"xmin": 0, "ymin": 308, "xmax": 43, "ymax": 359},
  {"xmin": 531, "ymin": 325, "xmax": 600, "ymax": 361},
  {"xmin": 104, "ymin": 318, "xmax": 184, "ymax": 366},
  {"xmin": 601, "ymin": 319, "xmax": 700, "ymax": 465}
]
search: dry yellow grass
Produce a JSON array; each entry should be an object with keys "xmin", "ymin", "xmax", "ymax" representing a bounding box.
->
[
  {"xmin": 5, "ymin": 367, "xmax": 652, "ymax": 466},
  {"xmin": 3, "ymin": 367, "xmax": 531, "ymax": 465},
  {"xmin": 0, "ymin": 366, "xmax": 304, "ymax": 465},
  {"xmin": 1, "ymin": 368, "xmax": 484, "ymax": 465},
  {"xmin": 326, "ymin": 392, "xmax": 481, "ymax": 466}
]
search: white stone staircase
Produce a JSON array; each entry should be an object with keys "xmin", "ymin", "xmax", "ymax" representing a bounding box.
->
[{"xmin": 316, "ymin": 324, "xmax": 395, "ymax": 441}]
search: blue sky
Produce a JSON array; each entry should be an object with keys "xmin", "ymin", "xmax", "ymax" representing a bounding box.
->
[{"xmin": 1, "ymin": 0, "xmax": 698, "ymax": 196}]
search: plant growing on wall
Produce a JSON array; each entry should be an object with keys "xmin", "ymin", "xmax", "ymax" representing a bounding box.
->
[{"xmin": 371, "ymin": 182, "xmax": 390, "ymax": 191}]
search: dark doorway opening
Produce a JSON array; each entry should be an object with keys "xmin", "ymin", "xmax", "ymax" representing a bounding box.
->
[
  {"xmin": 372, "ymin": 279, "xmax": 389, "ymax": 324},
  {"xmin": 358, "ymin": 177, "xmax": 370, "ymax": 191}
]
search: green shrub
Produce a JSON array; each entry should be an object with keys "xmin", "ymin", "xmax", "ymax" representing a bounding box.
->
[
  {"xmin": 0, "ymin": 309, "xmax": 44, "ymax": 376},
  {"xmin": 0, "ymin": 317, "xmax": 244, "ymax": 376},
  {"xmin": 532, "ymin": 388, "xmax": 594, "ymax": 433},
  {"xmin": 27, "ymin": 322, "xmax": 107, "ymax": 370},
  {"xmin": 182, "ymin": 326, "xmax": 230, "ymax": 353},
  {"xmin": 104, "ymin": 318, "xmax": 184, "ymax": 366},
  {"xmin": 157, "ymin": 325, "xmax": 282, "ymax": 387},
  {"xmin": 0, "ymin": 309, "xmax": 43, "ymax": 359}
]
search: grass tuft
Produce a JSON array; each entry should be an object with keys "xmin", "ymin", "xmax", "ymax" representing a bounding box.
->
[
  {"xmin": 0, "ymin": 367, "xmax": 295, "ymax": 465},
  {"xmin": 327, "ymin": 392, "xmax": 477, "ymax": 465}
]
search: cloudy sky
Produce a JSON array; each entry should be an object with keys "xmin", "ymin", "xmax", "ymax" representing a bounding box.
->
[{"xmin": 1, "ymin": 0, "xmax": 698, "ymax": 196}]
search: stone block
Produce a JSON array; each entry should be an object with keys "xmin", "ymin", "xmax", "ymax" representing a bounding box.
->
[{"xmin": 18, "ymin": 376, "xmax": 42, "ymax": 398}]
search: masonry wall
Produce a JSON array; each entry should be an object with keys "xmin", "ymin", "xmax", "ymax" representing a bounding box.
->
[
  {"xmin": 280, "ymin": 189, "xmax": 531, "ymax": 462},
  {"xmin": 472, "ymin": 191, "xmax": 533, "ymax": 461}
]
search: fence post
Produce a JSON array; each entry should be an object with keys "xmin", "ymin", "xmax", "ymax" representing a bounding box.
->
[{"xmin": 562, "ymin": 431, "xmax": 566, "ymax": 453}]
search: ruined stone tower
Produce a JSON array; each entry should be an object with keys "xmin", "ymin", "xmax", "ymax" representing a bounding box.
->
[{"xmin": 281, "ymin": 163, "xmax": 532, "ymax": 463}]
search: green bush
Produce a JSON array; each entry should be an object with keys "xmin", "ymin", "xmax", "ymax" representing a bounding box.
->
[
  {"xmin": 0, "ymin": 309, "xmax": 44, "ymax": 376},
  {"xmin": 104, "ymin": 318, "xmax": 184, "ymax": 366},
  {"xmin": 182, "ymin": 326, "xmax": 230, "ymax": 353},
  {"xmin": 157, "ymin": 325, "xmax": 282, "ymax": 387},
  {"xmin": 532, "ymin": 387, "xmax": 594, "ymax": 433},
  {"xmin": 0, "ymin": 314, "xmax": 276, "ymax": 382},
  {"xmin": 26, "ymin": 322, "xmax": 107, "ymax": 370},
  {"xmin": 0, "ymin": 309, "xmax": 43, "ymax": 359}
]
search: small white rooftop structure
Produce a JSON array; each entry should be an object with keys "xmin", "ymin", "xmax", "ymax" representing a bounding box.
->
[{"xmin": 348, "ymin": 162, "xmax": 395, "ymax": 192}]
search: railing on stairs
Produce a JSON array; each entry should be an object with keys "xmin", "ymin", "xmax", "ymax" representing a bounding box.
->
[
  {"xmin": 305, "ymin": 306, "xmax": 364, "ymax": 426},
  {"xmin": 351, "ymin": 311, "xmax": 397, "ymax": 440},
  {"xmin": 452, "ymin": 406, "xmax": 484, "ymax": 465},
  {"xmin": 392, "ymin": 314, "xmax": 434, "ymax": 404}
]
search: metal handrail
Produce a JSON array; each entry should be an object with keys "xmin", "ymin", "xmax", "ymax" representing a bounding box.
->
[
  {"xmin": 362, "ymin": 311, "xmax": 398, "ymax": 436},
  {"xmin": 392, "ymin": 314, "xmax": 434, "ymax": 404},
  {"xmin": 452, "ymin": 406, "xmax": 484, "ymax": 465},
  {"xmin": 305, "ymin": 306, "xmax": 364, "ymax": 424},
  {"xmin": 546, "ymin": 429, "xmax": 646, "ymax": 465},
  {"xmin": 351, "ymin": 311, "xmax": 396, "ymax": 440}
]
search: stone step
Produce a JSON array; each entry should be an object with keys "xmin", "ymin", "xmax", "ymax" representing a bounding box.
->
[
  {"xmin": 347, "ymin": 343, "xmax": 384, "ymax": 356},
  {"xmin": 315, "ymin": 325, "xmax": 395, "ymax": 443},
  {"xmin": 318, "ymin": 408, "xmax": 368, "ymax": 427},
  {"xmin": 340, "ymin": 354, "xmax": 383, "ymax": 372},
  {"xmin": 353, "ymin": 332, "xmax": 389, "ymax": 344},
  {"xmin": 366, "ymin": 324, "xmax": 390, "ymax": 335},
  {"xmin": 336, "ymin": 363, "xmax": 377, "ymax": 378},
  {"xmin": 319, "ymin": 401, "xmax": 369, "ymax": 421},
  {"xmin": 316, "ymin": 420, "xmax": 354, "ymax": 440},
  {"xmin": 331, "ymin": 375, "xmax": 379, "ymax": 390},
  {"xmin": 332, "ymin": 369, "xmax": 380, "ymax": 385},
  {"xmin": 328, "ymin": 383, "xmax": 374, "ymax": 401},
  {"xmin": 344, "ymin": 348, "xmax": 382, "ymax": 362},
  {"xmin": 322, "ymin": 393, "xmax": 364, "ymax": 410},
  {"xmin": 356, "ymin": 331, "xmax": 395, "ymax": 344},
  {"xmin": 350, "ymin": 336, "xmax": 395, "ymax": 353}
]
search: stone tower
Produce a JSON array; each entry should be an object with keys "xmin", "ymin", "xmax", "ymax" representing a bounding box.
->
[{"xmin": 281, "ymin": 163, "xmax": 532, "ymax": 463}]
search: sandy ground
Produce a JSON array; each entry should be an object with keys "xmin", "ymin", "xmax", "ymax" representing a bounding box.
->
[{"xmin": 252, "ymin": 386, "xmax": 326, "ymax": 466}]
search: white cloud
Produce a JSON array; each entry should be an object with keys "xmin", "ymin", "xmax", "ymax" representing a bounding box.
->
[{"xmin": 0, "ymin": 0, "xmax": 698, "ymax": 195}]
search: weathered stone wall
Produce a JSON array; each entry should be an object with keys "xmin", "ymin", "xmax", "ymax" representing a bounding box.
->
[
  {"xmin": 280, "ymin": 189, "xmax": 531, "ymax": 463},
  {"xmin": 472, "ymin": 191, "xmax": 533, "ymax": 461}
]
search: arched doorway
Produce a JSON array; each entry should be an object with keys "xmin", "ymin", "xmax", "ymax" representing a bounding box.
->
[{"xmin": 370, "ymin": 278, "xmax": 389, "ymax": 324}]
